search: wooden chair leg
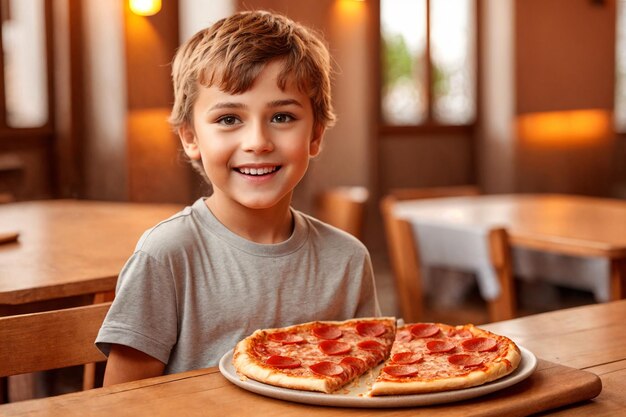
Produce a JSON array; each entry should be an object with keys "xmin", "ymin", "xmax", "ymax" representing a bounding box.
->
[
  {"xmin": 609, "ymin": 258, "xmax": 626, "ymax": 301},
  {"xmin": 487, "ymin": 228, "xmax": 516, "ymax": 322},
  {"xmin": 82, "ymin": 363, "xmax": 97, "ymax": 390},
  {"xmin": 82, "ymin": 291, "xmax": 115, "ymax": 390}
]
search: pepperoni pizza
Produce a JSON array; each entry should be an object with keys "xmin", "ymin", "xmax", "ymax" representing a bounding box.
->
[
  {"xmin": 232, "ymin": 317, "xmax": 396, "ymax": 393},
  {"xmin": 369, "ymin": 322, "xmax": 521, "ymax": 395},
  {"xmin": 232, "ymin": 319, "xmax": 521, "ymax": 396}
]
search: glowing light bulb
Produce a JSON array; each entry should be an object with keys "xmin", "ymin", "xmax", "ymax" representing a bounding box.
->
[{"xmin": 129, "ymin": 0, "xmax": 162, "ymax": 16}]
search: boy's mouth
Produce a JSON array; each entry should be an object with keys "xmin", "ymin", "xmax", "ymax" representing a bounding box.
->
[{"xmin": 235, "ymin": 166, "xmax": 281, "ymax": 176}]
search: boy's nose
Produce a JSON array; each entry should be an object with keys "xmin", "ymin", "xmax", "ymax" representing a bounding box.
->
[{"xmin": 242, "ymin": 122, "xmax": 274, "ymax": 153}]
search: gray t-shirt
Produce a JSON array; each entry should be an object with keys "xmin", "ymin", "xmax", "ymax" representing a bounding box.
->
[{"xmin": 96, "ymin": 198, "xmax": 380, "ymax": 373}]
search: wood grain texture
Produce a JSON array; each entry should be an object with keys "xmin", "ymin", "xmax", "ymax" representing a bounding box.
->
[
  {"xmin": 0, "ymin": 302, "xmax": 111, "ymax": 377},
  {"xmin": 6, "ymin": 301, "xmax": 626, "ymax": 416},
  {"xmin": 0, "ymin": 359, "xmax": 601, "ymax": 417},
  {"xmin": 0, "ymin": 199, "xmax": 182, "ymax": 306}
]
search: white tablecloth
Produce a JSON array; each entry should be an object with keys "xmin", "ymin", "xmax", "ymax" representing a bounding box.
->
[{"xmin": 394, "ymin": 204, "xmax": 609, "ymax": 303}]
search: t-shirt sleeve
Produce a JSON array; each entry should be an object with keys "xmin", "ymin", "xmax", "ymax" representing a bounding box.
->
[
  {"xmin": 95, "ymin": 250, "xmax": 178, "ymax": 364},
  {"xmin": 354, "ymin": 251, "xmax": 382, "ymax": 318}
]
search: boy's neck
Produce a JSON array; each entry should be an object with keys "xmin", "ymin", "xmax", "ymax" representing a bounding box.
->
[{"xmin": 205, "ymin": 195, "xmax": 294, "ymax": 244}]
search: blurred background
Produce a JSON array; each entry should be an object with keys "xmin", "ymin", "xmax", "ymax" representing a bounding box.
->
[
  {"xmin": 1, "ymin": 0, "xmax": 625, "ymax": 317},
  {"xmin": 3, "ymin": 0, "xmax": 626, "ymax": 403}
]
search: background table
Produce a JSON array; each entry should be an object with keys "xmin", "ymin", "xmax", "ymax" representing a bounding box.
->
[
  {"xmin": 1, "ymin": 300, "xmax": 625, "ymax": 416},
  {"xmin": 394, "ymin": 194, "xmax": 626, "ymax": 300},
  {"xmin": 0, "ymin": 199, "xmax": 183, "ymax": 314}
]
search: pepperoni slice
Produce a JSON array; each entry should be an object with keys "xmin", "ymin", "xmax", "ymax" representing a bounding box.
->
[
  {"xmin": 340, "ymin": 357, "xmax": 367, "ymax": 379},
  {"xmin": 426, "ymin": 340, "xmax": 456, "ymax": 353},
  {"xmin": 318, "ymin": 340, "xmax": 351, "ymax": 355},
  {"xmin": 391, "ymin": 352, "xmax": 422, "ymax": 364},
  {"xmin": 340, "ymin": 356, "xmax": 366, "ymax": 372},
  {"xmin": 410, "ymin": 323, "xmax": 440, "ymax": 338},
  {"xmin": 462, "ymin": 337, "xmax": 498, "ymax": 352},
  {"xmin": 356, "ymin": 322, "xmax": 386, "ymax": 337},
  {"xmin": 382, "ymin": 365, "xmax": 420, "ymax": 378},
  {"xmin": 356, "ymin": 340, "xmax": 384, "ymax": 351},
  {"xmin": 310, "ymin": 361, "xmax": 344, "ymax": 377},
  {"xmin": 267, "ymin": 332, "xmax": 305, "ymax": 345},
  {"xmin": 265, "ymin": 355, "xmax": 301, "ymax": 369},
  {"xmin": 312, "ymin": 326, "xmax": 342, "ymax": 340},
  {"xmin": 448, "ymin": 354, "xmax": 484, "ymax": 367}
]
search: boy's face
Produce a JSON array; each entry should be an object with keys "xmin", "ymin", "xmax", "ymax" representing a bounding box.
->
[{"xmin": 180, "ymin": 60, "xmax": 323, "ymax": 211}]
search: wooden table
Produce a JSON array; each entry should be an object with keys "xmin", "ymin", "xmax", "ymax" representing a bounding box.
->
[
  {"xmin": 394, "ymin": 194, "xmax": 626, "ymax": 300},
  {"xmin": 1, "ymin": 300, "xmax": 624, "ymax": 416},
  {"xmin": 0, "ymin": 199, "xmax": 183, "ymax": 314},
  {"xmin": 483, "ymin": 300, "xmax": 626, "ymax": 416}
]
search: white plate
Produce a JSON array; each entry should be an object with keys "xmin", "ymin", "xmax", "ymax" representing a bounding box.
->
[{"xmin": 218, "ymin": 345, "xmax": 537, "ymax": 408}]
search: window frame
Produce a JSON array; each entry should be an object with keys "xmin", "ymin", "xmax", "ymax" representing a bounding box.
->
[{"xmin": 375, "ymin": 0, "xmax": 480, "ymax": 136}]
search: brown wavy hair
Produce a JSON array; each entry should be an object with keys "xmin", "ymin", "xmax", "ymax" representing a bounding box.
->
[{"xmin": 169, "ymin": 10, "xmax": 336, "ymax": 134}]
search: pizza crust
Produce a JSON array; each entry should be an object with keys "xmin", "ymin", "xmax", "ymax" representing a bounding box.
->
[
  {"xmin": 369, "ymin": 346, "xmax": 521, "ymax": 395},
  {"xmin": 233, "ymin": 333, "xmax": 341, "ymax": 393}
]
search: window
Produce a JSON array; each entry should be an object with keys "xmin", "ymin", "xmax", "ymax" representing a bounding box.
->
[
  {"xmin": 379, "ymin": 0, "xmax": 477, "ymax": 128},
  {"xmin": 1, "ymin": 0, "xmax": 50, "ymax": 129}
]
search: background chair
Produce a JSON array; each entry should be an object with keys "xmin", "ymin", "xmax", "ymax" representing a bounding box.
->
[
  {"xmin": 0, "ymin": 193, "xmax": 14, "ymax": 203},
  {"xmin": 314, "ymin": 186, "xmax": 369, "ymax": 241},
  {"xmin": 0, "ymin": 302, "xmax": 111, "ymax": 403},
  {"xmin": 387, "ymin": 185, "xmax": 481, "ymax": 201},
  {"xmin": 380, "ymin": 186, "xmax": 516, "ymax": 323}
]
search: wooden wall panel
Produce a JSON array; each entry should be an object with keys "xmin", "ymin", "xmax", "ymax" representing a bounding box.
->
[
  {"xmin": 515, "ymin": 0, "xmax": 616, "ymax": 114},
  {"xmin": 514, "ymin": 0, "xmax": 617, "ymax": 196},
  {"xmin": 124, "ymin": 0, "xmax": 195, "ymax": 204}
]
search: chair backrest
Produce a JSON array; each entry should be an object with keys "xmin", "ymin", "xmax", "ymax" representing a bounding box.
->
[
  {"xmin": 380, "ymin": 186, "xmax": 515, "ymax": 323},
  {"xmin": 388, "ymin": 185, "xmax": 481, "ymax": 201},
  {"xmin": 0, "ymin": 193, "xmax": 14, "ymax": 204},
  {"xmin": 0, "ymin": 302, "xmax": 111, "ymax": 378},
  {"xmin": 315, "ymin": 186, "xmax": 369, "ymax": 240}
]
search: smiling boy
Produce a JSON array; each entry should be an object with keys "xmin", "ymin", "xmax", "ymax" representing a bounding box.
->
[{"xmin": 96, "ymin": 10, "xmax": 381, "ymax": 385}]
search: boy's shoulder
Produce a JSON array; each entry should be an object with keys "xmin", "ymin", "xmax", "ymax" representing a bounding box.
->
[
  {"xmin": 295, "ymin": 209, "xmax": 368, "ymax": 254},
  {"xmin": 134, "ymin": 199, "xmax": 204, "ymax": 254}
]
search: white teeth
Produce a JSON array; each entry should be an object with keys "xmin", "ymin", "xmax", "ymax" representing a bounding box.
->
[{"xmin": 238, "ymin": 166, "xmax": 278, "ymax": 176}]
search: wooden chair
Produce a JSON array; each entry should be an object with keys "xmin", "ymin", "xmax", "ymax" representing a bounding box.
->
[
  {"xmin": 315, "ymin": 186, "xmax": 369, "ymax": 241},
  {"xmin": 0, "ymin": 302, "xmax": 111, "ymax": 402},
  {"xmin": 387, "ymin": 185, "xmax": 481, "ymax": 201},
  {"xmin": 380, "ymin": 186, "xmax": 516, "ymax": 323},
  {"xmin": 0, "ymin": 193, "xmax": 15, "ymax": 204}
]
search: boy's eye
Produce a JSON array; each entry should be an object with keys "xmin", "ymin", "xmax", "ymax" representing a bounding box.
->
[
  {"xmin": 271, "ymin": 113, "xmax": 295, "ymax": 123},
  {"xmin": 217, "ymin": 115, "xmax": 241, "ymax": 126}
]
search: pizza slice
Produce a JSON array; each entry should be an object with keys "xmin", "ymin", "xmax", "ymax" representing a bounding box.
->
[
  {"xmin": 232, "ymin": 317, "xmax": 396, "ymax": 393},
  {"xmin": 369, "ymin": 322, "xmax": 521, "ymax": 396}
]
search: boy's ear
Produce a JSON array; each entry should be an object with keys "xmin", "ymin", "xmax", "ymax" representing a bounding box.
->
[
  {"xmin": 178, "ymin": 124, "xmax": 201, "ymax": 160},
  {"xmin": 309, "ymin": 125, "xmax": 325, "ymax": 157}
]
